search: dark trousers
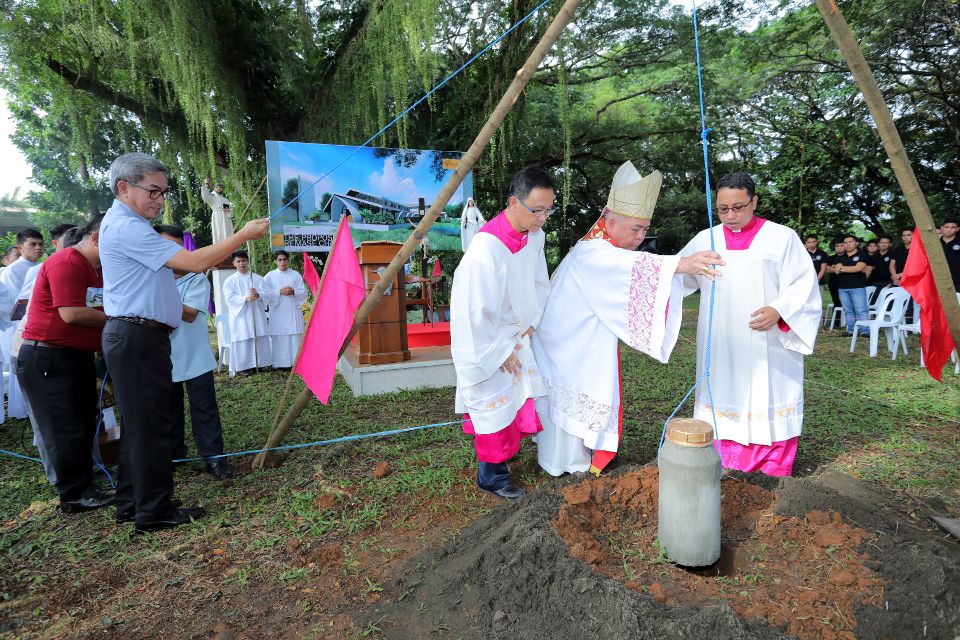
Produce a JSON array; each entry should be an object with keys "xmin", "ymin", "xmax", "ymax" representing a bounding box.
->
[
  {"xmin": 171, "ymin": 370, "xmax": 225, "ymax": 460},
  {"xmin": 477, "ymin": 462, "xmax": 510, "ymax": 491},
  {"xmin": 828, "ymin": 279, "xmax": 841, "ymax": 306},
  {"xmin": 102, "ymin": 319, "xmax": 176, "ymax": 519},
  {"xmin": 16, "ymin": 344, "xmax": 97, "ymax": 500}
]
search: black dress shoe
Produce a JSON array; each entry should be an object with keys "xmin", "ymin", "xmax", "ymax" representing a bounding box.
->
[
  {"xmin": 61, "ymin": 486, "xmax": 115, "ymax": 513},
  {"xmin": 236, "ymin": 369, "xmax": 252, "ymax": 377},
  {"xmin": 483, "ymin": 482, "xmax": 525, "ymax": 500},
  {"xmin": 116, "ymin": 498, "xmax": 182, "ymax": 523},
  {"xmin": 205, "ymin": 459, "xmax": 234, "ymax": 480},
  {"xmin": 134, "ymin": 506, "xmax": 206, "ymax": 533}
]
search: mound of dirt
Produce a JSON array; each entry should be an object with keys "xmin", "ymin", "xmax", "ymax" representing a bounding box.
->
[{"xmin": 365, "ymin": 465, "xmax": 960, "ymax": 640}]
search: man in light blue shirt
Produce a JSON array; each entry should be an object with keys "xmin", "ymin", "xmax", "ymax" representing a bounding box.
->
[
  {"xmin": 156, "ymin": 225, "xmax": 232, "ymax": 481},
  {"xmin": 101, "ymin": 152, "xmax": 269, "ymax": 533}
]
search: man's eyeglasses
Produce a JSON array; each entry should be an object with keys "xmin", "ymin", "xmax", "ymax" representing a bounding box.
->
[
  {"xmin": 513, "ymin": 194, "xmax": 556, "ymax": 218},
  {"xmin": 717, "ymin": 202, "xmax": 750, "ymax": 214},
  {"xmin": 126, "ymin": 181, "xmax": 171, "ymax": 200}
]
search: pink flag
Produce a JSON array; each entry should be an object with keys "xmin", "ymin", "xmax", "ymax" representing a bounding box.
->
[
  {"xmin": 303, "ymin": 252, "xmax": 321, "ymax": 296},
  {"xmin": 431, "ymin": 257, "xmax": 442, "ymax": 278},
  {"xmin": 294, "ymin": 220, "xmax": 364, "ymax": 404}
]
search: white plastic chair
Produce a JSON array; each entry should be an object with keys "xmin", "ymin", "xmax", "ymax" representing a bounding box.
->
[
  {"xmin": 850, "ymin": 288, "xmax": 912, "ymax": 358},
  {"xmin": 828, "ymin": 305, "xmax": 844, "ymax": 331},
  {"xmin": 215, "ymin": 315, "xmax": 231, "ymax": 373}
]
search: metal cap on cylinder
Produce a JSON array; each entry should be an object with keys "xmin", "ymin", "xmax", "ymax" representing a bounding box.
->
[{"xmin": 665, "ymin": 418, "xmax": 714, "ymax": 448}]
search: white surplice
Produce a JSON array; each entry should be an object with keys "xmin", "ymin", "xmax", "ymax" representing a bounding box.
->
[
  {"xmin": 264, "ymin": 268, "xmax": 307, "ymax": 367},
  {"xmin": 532, "ymin": 241, "xmax": 684, "ymax": 475},
  {"xmin": 451, "ymin": 230, "xmax": 549, "ymax": 435},
  {"xmin": 223, "ymin": 271, "xmax": 276, "ymax": 372},
  {"xmin": 680, "ymin": 222, "xmax": 821, "ymax": 446}
]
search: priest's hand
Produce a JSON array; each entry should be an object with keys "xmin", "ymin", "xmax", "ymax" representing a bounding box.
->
[
  {"xmin": 677, "ymin": 250, "xmax": 724, "ymax": 280},
  {"xmin": 522, "ymin": 326, "xmax": 535, "ymax": 339},
  {"xmin": 239, "ymin": 218, "xmax": 270, "ymax": 240},
  {"xmin": 748, "ymin": 306, "xmax": 781, "ymax": 331},
  {"xmin": 246, "ymin": 288, "xmax": 259, "ymax": 302},
  {"xmin": 500, "ymin": 344, "xmax": 523, "ymax": 378},
  {"xmin": 280, "ymin": 286, "xmax": 294, "ymax": 296}
]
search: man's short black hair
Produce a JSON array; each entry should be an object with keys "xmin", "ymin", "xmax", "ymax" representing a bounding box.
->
[
  {"xmin": 49, "ymin": 223, "xmax": 76, "ymax": 241},
  {"xmin": 16, "ymin": 228, "xmax": 42, "ymax": 245},
  {"xmin": 866, "ymin": 239, "xmax": 878, "ymax": 246},
  {"xmin": 804, "ymin": 234, "xmax": 818, "ymax": 242},
  {"xmin": 276, "ymin": 250, "xmax": 290, "ymax": 259},
  {"xmin": 153, "ymin": 224, "xmax": 184, "ymax": 239},
  {"xmin": 716, "ymin": 172, "xmax": 756, "ymax": 199},
  {"xmin": 509, "ymin": 166, "xmax": 556, "ymax": 201},
  {"xmin": 842, "ymin": 234, "xmax": 858, "ymax": 242},
  {"xmin": 943, "ymin": 217, "xmax": 960, "ymax": 226},
  {"xmin": 62, "ymin": 228, "xmax": 84, "ymax": 248},
  {"xmin": 4, "ymin": 246, "xmax": 19, "ymax": 259},
  {"xmin": 878, "ymin": 233, "xmax": 892, "ymax": 242},
  {"xmin": 82, "ymin": 214, "xmax": 105, "ymax": 238},
  {"xmin": 833, "ymin": 237, "xmax": 845, "ymax": 246},
  {"xmin": 900, "ymin": 226, "xmax": 915, "ymax": 235},
  {"xmin": 232, "ymin": 250, "xmax": 249, "ymax": 260}
]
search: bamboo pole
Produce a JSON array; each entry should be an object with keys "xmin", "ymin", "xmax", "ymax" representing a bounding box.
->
[
  {"xmin": 814, "ymin": 0, "xmax": 960, "ymax": 349},
  {"xmin": 251, "ymin": 0, "xmax": 583, "ymax": 468}
]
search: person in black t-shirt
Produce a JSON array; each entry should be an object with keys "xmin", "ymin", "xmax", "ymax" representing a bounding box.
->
[
  {"xmin": 804, "ymin": 234, "xmax": 829, "ymax": 284},
  {"xmin": 866, "ymin": 233, "xmax": 894, "ymax": 303},
  {"xmin": 826, "ymin": 238, "xmax": 846, "ymax": 307},
  {"xmin": 890, "ymin": 227, "xmax": 913, "ymax": 285},
  {"xmin": 829, "ymin": 234, "xmax": 869, "ymax": 336},
  {"xmin": 940, "ymin": 218, "xmax": 960, "ymax": 291}
]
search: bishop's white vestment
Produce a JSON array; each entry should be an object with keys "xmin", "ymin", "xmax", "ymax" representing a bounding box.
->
[
  {"xmin": 264, "ymin": 267, "xmax": 307, "ymax": 368},
  {"xmin": 532, "ymin": 234, "xmax": 684, "ymax": 476},
  {"xmin": 451, "ymin": 214, "xmax": 549, "ymax": 461},
  {"xmin": 680, "ymin": 218, "xmax": 821, "ymax": 476},
  {"xmin": 223, "ymin": 271, "xmax": 276, "ymax": 373}
]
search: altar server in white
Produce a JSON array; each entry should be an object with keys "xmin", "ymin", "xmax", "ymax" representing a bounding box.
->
[
  {"xmin": 533, "ymin": 162, "xmax": 723, "ymax": 476},
  {"xmin": 459, "ymin": 197, "xmax": 485, "ymax": 252},
  {"xmin": 451, "ymin": 167, "xmax": 552, "ymax": 500},
  {"xmin": 223, "ymin": 250, "xmax": 275, "ymax": 375},
  {"xmin": 264, "ymin": 250, "xmax": 307, "ymax": 368},
  {"xmin": 680, "ymin": 172, "xmax": 821, "ymax": 477}
]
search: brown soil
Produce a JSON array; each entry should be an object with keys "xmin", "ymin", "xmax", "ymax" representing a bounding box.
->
[{"xmin": 553, "ymin": 467, "xmax": 884, "ymax": 640}]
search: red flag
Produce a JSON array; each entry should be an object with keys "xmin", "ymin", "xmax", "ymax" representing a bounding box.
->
[
  {"xmin": 303, "ymin": 252, "xmax": 321, "ymax": 297},
  {"xmin": 294, "ymin": 221, "xmax": 364, "ymax": 403},
  {"xmin": 431, "ymin": 257, "xmax": 442, "ymax": 278},
  {"xmin": 900, "ymin": 229, "xmax": 956, "ymax": 382}
]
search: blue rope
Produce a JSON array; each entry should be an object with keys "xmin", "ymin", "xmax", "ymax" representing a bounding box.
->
[
  {"xmin": 2, "ymin": 419, "xmax": 463, "ymax": 467},
  {"xmin": 659, "ymin": 0, "xmax": 721, "ymax": 456},
  {"xmin": 92, "ymin": 369, "xmax": 116, "ymax": 488},
  {"xmin": 268, "ymin": 0, "xmax": 554, "ymax": 221}
]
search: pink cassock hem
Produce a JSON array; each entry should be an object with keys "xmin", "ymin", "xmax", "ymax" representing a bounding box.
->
[
  {"xmin": 462, "ymin": 398, "xmax": 543, "ymax": 463},
  {"xmin": 714, "ymin": 436, "xmax": 799, "ymax": 477}
]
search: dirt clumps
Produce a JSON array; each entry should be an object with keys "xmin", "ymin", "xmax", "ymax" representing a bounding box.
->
[{"xmin": 553, "ymin": 467, "xmax": 884, "ymax": 640}]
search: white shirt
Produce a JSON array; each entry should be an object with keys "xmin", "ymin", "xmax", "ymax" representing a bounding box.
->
[{"xmin": 264, "ymin": 268, "xmax": 307, "ymax": 336}]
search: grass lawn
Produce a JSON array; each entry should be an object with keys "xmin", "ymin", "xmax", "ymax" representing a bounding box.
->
[{"xmin": 0, "ymin": 302, "xmax": 957, "ymax": 638}]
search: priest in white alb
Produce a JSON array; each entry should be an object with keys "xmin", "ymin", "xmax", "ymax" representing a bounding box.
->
[
  {"xmin": 264, "ymin": 250, "xmax": 307, "ymax": 368},
  {"xmin": 223, "ymin": 250, "xmax": 276, "ymax": 376},
  {"xmin": 679, "ymin": 172, "xmax": 821, "ymax": 476},
  {"xmin": 532, "ymin": 162, "xmax": 723, "ymax": 476},
  {"xmin": 451, "ymin": 167, "xmax": 553, "ymax": 500}
]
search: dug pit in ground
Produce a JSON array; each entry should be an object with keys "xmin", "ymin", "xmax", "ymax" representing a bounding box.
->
[{"xmin": 366, "ymin": 464, "xmax": 960, "ymax": 640}]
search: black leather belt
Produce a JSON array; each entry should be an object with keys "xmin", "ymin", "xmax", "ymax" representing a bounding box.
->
[{"xmin": 111, "ymin": 316, "xmax": 175, "ymax": 335}]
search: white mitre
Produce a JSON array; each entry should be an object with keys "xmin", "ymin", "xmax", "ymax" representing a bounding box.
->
[{"xmin": 604, "ymin": 161, "xmax": 662, "ymax": 220}]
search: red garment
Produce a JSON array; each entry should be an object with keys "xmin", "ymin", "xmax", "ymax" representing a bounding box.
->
[
  {"xmin": 23, "ymin": 248, "xmax": 103, "ymax": 351},
  {"xmin": 901, "ymin": 229, "xmax": 957, "ymax": 382},
  {"xmin": 462, "ymin": 399, "xmax": 542, "ymax": 463}
]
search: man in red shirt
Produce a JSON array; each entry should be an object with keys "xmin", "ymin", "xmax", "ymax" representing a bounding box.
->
[{"xmin": 16, "ymin": 215, "xmax": 112, "ymax": 513}]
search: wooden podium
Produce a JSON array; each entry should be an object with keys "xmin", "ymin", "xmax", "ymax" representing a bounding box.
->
[{"xmin": 357, "ymin": 241, "xmax": 411, "ymax": 364}]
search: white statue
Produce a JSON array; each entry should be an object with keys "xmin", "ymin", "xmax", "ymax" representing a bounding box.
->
[
  {"xmin": 202, "ymin": 178, "xmax": 235, "ymax": 244},
  {"xmin": 459, "ymin": 197, "xmax": 485, "ymax": 252}
]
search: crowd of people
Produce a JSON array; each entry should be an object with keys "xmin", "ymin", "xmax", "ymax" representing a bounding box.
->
[
  {"xmin": 4, "ymin": 152, "xmax": 272, "ymax": 532},
  {"xmin": 805, "ymin": 220, "xmax": 960, "ymax": 337}
]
